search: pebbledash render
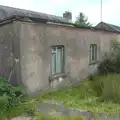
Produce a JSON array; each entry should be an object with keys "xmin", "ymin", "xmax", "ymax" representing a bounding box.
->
[{"xmin": 0, "ymin": 5, "xmax": 120, "ymax": 94}]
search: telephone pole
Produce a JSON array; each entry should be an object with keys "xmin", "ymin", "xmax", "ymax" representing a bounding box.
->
[{"xmin": 101, "ymin": 0, "xmax": 103, "ymax": 22}]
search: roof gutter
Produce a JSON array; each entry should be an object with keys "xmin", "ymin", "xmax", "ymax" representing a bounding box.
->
[
  {"xmin": 0, "ymin": 15, "xmax": 26, "ymax": 26},
  {"xmin": 46, "ymin": 21, "xmax": 75, "ymax": 27}
]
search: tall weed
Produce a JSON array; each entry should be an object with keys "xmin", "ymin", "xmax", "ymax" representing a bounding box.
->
[
  {"xmin": 89, "ymin": 74, "xmax": 120, "ymax": 103},
  {"xmin": 100, "ymin": 74, "xmax": 120, "ymax": 102}
]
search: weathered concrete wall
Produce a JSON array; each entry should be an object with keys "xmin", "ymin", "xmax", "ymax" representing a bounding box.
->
[
  {"xmin": 19, "ymin": 22, "xmax": 119, "ymax": 94},
  {"xmin": 20, "ymin": 23, "xmax": 46, "ymax": 94},
  {"xmin": 0, "ymin": 22, "xmax": 21, "ymax": 84}
]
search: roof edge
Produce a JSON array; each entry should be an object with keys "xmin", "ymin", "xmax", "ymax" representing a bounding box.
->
[
  {"xmin": 95, "ymin": 21, "xmax": 120, "ymax": 33},
  {"xmin": 0, "ymin": 15, "xmax": 120, "ymax": 34}
]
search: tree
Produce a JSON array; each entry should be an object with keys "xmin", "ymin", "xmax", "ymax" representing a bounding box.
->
[{"xmin": 75, "ymin": 12, "xmax": 92, "ymax": 27}]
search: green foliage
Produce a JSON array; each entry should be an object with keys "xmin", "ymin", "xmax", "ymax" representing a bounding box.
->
[
  {"xmin": 98, "ymin": 40, "xmax": 120, "ymax": 74},
  {"xmin": 88, "ymin": 74, "xmax": 120, "ymax": 103},
  {"xmin": 37, "ymin": 75, "xmax": 120, "ymax": 114},
  {"xmin": 75, "ymin": 12, "xmax": 92, "ymax": 27},
  {"xmin": 0, "ymin": 94, "xmax": 9, "ymax": 119},
  {"xmin": 88, "ymin": 75, "xmax": 103, "ymax": 97},
  {"xmin": 0, "ymin": 94, "xmax": 9, "ymax": 111},
  {"xmin": 0, "ymin": 77, "xmax": 25, "ymax": 110},
  {"xmin": 5, "ymin": 99, "xmax": 36, "ymax": 119},
  {"xmin": 96, "ymin": 40, "xmax": 120, "ymax": 102},
  {"xmin": 100, "ymin": 75, "xmax": 120, "ymax": 102},
  {"xmin": 4, "ymin": 74, "xmax": 120, "ymax": 118}
]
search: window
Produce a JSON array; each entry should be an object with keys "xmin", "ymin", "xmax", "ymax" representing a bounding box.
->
[
  {"xmin": 52, "ymin": 46, "xmax": 64, "ymax": 75},
  {"xmin": 90, "ymin": 44, "xmax": 97, "ymax": 62}
]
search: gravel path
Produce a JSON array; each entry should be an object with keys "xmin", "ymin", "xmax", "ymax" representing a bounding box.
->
[
  {"xmin": 37, "ymin": 100, "xmax": 120, "ymax": 120},
  {"xmin": 11, "ymin": 100, "xmax": 120, "ymax": 120}
]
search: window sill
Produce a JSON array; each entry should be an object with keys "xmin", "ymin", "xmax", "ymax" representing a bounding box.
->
[
  {"xmin": 89, "ymin": 61, "xmax": 98, "ymax": 65},
  {"xmin": 49, "ymin": 73, "xmax": 67, "ymax": 83}
]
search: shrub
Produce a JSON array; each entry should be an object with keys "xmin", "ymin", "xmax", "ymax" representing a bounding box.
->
[
  {"xmin": 0, "ymin": 94, "xmax": 9, "ymax": 120},
  {"xmin": 0, "ymin": 94, "xmax": 8, "ymax": 111},
  {"xmin": 0, "ymin": 77, "xmax": 25, "ymax": 110},
  {"xmin": 96, "ymin": 40, "xmax": 120, "ymax": 102},
  {"xmin": 98, "ymin": 40, "xmax": 120, "ymax": 75}
]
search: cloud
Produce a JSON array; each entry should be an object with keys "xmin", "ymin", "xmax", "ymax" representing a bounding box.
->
[
  {"xmin": 0, "ymin": 0, "xmax": 55, "ymax": 14},
  {"xmin": 48, "ymin": 0, "xmax": 67, "ymax": 4}
]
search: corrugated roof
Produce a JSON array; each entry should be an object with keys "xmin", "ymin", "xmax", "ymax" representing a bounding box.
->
[{"xmin": 0, "ymin": 5, "xmax": 71, "ymax": 24}]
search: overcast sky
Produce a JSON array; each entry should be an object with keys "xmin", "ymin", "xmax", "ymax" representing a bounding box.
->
[{"xmin": 0, "ymin": 0, "xmax": 120, "ymax": 26}]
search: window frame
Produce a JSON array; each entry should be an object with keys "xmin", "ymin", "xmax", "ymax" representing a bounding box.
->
[
  {"xmin": 89, "ymin": 44, "xmax": 97, "ymax": 63},
  {"xmin": 51, "ymin": 45, "xmax": 64, "ymax": 75}
]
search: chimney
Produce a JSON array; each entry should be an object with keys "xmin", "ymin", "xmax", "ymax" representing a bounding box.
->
[{"xmin": 63, "ymin": 11, "xmax": 72, "ymax": 22}]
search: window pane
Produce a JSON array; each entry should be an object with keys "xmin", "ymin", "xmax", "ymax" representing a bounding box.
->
[
  {"xmin": 90, "ymin": 44, "xmax": 97, "ymax": 62},
  {"xmin": 52, "ymin": 46, "xmax": 64, "ymax": 74},
  {"xmin": 52, "ymin": 53, "xmax": 56, "ymax": 74},
  {"xmin": 90, "ymin": 46, "xmax": 91, "ymax": 62},
  {"xmin": 61, "ymin": 47, "xmax": 64, "ymax": 72},
  {"xmin": 95, "ymin": 46, "xmax": 97, "ymax": 61},
  {"xmin": 56, "ymin": 48, "xmax": 62, "ymax": 73},
  {"xmin": 92, "ymin": 46, "xmax": 94, "ymax": 61}
]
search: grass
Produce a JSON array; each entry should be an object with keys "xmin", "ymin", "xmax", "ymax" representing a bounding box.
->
[
  {"xmin": 35, "ymin": 112, "xmax": 85, "ymax": 120},
  {"xmin": 0, "ymin": 99, "xmax": 37, "ymax": 119},
  {"xmin": 36, "ymin": 75, "xmax": 120, "ymax": 115},
  {"xmin": 4, "ymin": 99, "xmax": 85, "ymax": 120},
  {"xmin": 2, "ymin": 74, "xmax": 120, "ymax": 119}
]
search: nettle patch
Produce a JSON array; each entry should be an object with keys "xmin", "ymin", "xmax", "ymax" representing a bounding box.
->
[{"xmin": 0, "ymin": 77, "xmax": 25, "ymax": 112}]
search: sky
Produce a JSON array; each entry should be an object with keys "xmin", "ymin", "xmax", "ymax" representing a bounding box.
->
[{"xmin": 0, "ymin": 0, "xmax": 120, "ymax": 26}]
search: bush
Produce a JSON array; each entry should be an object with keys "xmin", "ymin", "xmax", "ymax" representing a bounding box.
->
[
  {"xmin": 96, "ymin": 40, "xmax": 120, "ymax": 102},
  {"xmin": 0, "ymin": 94, "xmax": 8, "ymax": 111},
  {"xmin": 0, "ymin": 77, "xmax": 25, "ymax": 110},
  {"xmin": 98, "ymin": 40, "xmax": 120, "ymax": 75}
]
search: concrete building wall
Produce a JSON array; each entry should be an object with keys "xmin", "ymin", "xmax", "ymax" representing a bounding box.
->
[
  {"xmin": 0, "ymin": 21, "xmax": 119, "ymax": 94},
  {"xmin": 20, "ymin": 22, "xmax": 46, "ymax": 94},
  {"xmin": 19, "ymin": 22, "xmax": 119, "ymax": 94},
  {"xmin": 0, "ymin": 22, "xmax": 21, "ymax": 84}
]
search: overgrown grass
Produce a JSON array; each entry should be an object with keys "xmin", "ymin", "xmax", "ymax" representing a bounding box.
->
[
  {"xmin": 36, "ymin": 74, "xmax": 120, "ymax": 115},
  {"xmin": 5, "ymin": 99, "xmax": 37, "ymax": 119},
  {"xmin": 4, "ymin": 99, "xmax": 86, "ymax": 120},
  {"xmin": 2, "ymin": 74, "xmax": 120, "ymax": 119},
  {"xmin": 35, "ymin": 112, "xmax": 85, "ymax": 120},
  {"xmin": 90, "ymin": 74, "xmax": 120, "ymax": 102}
]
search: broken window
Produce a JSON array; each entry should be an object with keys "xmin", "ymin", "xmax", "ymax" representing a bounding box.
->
[
  {"xmin": 90, "ymin": 44, "xmax": 97, "ymax": 62},
  {"xmin": 52, "ymin": 45, "xmax": 64, "ymax": 75}
]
